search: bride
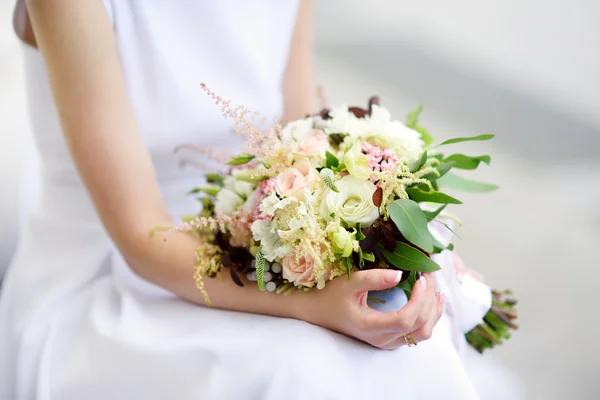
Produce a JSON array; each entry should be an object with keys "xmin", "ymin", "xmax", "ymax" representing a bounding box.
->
[{"xmin": 0, "ymin": 1, "xmax": 515, "ymax": 399}]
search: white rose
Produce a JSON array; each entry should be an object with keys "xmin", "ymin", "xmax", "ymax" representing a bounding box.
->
[
  {"xmin": 215, "ymin": 188, "xmax": 243, "ymax": 215},
  {"xmin": 320, "ymin": 175, "xmax": 379, "ymax": 227}
]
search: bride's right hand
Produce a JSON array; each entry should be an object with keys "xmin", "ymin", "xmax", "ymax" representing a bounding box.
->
[{"xmin": 295, "ymin": 270, "xmax": 444, "ymax": 350}]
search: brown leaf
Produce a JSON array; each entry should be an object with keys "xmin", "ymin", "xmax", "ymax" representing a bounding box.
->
[
  {"xmin": 348, "ymin": 107, "xmax": 368, "ymax": 118},
  {"xmin": 230, "ymin": 269, "xmax": 244, "ymax": 287},
  {"xmin": 372, "ymin": 187, "xmax": 383, "ymax": 207}
]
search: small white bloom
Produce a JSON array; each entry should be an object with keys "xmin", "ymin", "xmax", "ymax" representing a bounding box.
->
[
  {"xmin": 215, "ymin": 188, "xmax": 243, "ymax": 215},
  {"xmin": 224, "ymin": 175, "xmax": 255, "ymax": 198},
  {"xmin": 324, "ymin": 104, "xmax": 425, "ymax": 162},
  {"xmin": 259, "ymin": 193, "xmax": 280, "ymax": 217},
  {"xmin": 320, "ymin": 175, "xmax": 379, "ymax": 227},
  {"xmin": 281, "ymin": 117, "xmax": 314, "ymax": 141},
  {"xmin": 251, "ymin": 219, "xmax": 293, "ymax": 262}
]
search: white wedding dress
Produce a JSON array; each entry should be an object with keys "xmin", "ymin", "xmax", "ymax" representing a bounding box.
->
[{"xmin": 0, "ymin": 1, "xmax": 518, "ymax": 399}]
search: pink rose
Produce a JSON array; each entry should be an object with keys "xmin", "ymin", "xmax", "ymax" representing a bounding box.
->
[
  {"xmin": 293, "ymin": 130, "xmax": 330, "ymax": 158},
  {"xmin": 275, "ymin": 158, "xmax": 317, "ymax": 199},
  {"xmin": 281, "ymin": 253, "xmax": 317, "ymax": 287}
]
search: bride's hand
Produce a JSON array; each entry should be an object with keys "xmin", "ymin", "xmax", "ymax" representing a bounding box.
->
[{"xmin": 296, "ymin": 270, "xmax": 444, "ymax": 349}]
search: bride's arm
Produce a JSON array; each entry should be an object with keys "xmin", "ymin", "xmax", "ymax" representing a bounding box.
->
[
  {"xmin": 26, "ymin": 0, "xmax": 442, "ymax": 348},
  {"xmin": 282, "ymin": 0, "xmax": 314, "ymax": 122}
]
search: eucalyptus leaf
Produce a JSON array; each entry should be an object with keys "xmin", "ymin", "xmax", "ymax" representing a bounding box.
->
[
  {"xmin": 388, "ymin": 200, "xmax": 433, "ymax": 252},
  {"xmin": 416, "ymin": 125, "xmax": 435, "ymax": 147},
  {"xmin": 421, "ymin": 161, "xmax": 455, "ymax": 184},
  {"xmin": 438, "ymin": 173, "xmax": 499, "ymax": 193},
  {"xmin": 443, "ymin": 154, "xmax": 491, "ymax": 170},
  {"xmin": 437, "ymin": 134, "xmax": 495, "ymax": 147},
  {"xmin": 432, "ymin": 236, "xmax": 452, "ymax": 254},
  {"xmin": 411, "ymin": 151, "xmax": 428, "ymax": 173},
  {"xmin": 406, "ymin": 188, "xmax": 462, "ymax": 204},
  {"xmin": 423, "ymin": 204, "xmax": 447, "ymax": 221},
  {"xmin": 406, "ymin": 104, "xmax": 423, "ymax": 128},
  {"xmin": 380, "ymin": 242, "xmax": 441, "ymax": 272}
]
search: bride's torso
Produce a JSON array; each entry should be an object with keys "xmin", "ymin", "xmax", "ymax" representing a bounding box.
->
[
  {"xmin": 26, "ymin": 0, "xmax": 298, "ymax": 208},
  {"xmin": 12, "ymin": 0, "xmax": 299, "ymax": 302}
]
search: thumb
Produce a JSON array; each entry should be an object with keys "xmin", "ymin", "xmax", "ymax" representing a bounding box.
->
[{"xmin": 351, "ymin": 269, "xmax": 404, "ymax": 292}]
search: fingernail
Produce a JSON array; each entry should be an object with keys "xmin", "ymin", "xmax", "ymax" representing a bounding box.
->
[
  {"xmin": 419, "ymin": 276, "xmax": 427, "ymax": 290},
  {"xmin": 384, "ymin": 270, "xmax": 403, "ymax": 283},
  {"xmin": 438, "ymin": 293, "xmax": 445, "ymax": 303}
]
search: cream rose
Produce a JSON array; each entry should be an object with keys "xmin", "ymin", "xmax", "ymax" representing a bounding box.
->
[
  {"xmin": 275, "ymin": 158, "xmax": 317, "ymax": 200},
  {"xmin": 281, "ymin": 252, "xmax": 317, "ymax": 287},
  {"xmin": 320, "ymin": 175, "xmax": 379, "ymax": 227}
]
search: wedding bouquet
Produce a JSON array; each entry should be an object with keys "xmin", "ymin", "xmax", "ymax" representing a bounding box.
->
[{"xmin": 173, "ymin": 84, "xmax": 518, "ymax": 353}]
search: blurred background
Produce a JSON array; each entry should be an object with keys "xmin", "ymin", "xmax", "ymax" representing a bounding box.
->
[{"xmin": 1, "ymin": 1, "xmax": 599, "ymax": 398}]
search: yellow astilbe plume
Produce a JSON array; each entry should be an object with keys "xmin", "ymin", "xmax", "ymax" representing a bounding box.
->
[{"xmin": 193, "ymin": 242, "xmax": 223, "ymax": 307}]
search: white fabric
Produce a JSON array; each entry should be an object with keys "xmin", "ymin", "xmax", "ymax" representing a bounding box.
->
[{"xmin": 0, "ymin": 1, "xmax": 515, "ymax": 399}]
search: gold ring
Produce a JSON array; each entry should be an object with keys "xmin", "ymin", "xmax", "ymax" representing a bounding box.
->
[{"xmin": 403, "ymin": 333, "xmax": 417, "ymax": 347}]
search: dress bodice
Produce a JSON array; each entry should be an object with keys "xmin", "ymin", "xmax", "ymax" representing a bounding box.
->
[{"xmin": 26, "ymin": 0, "xmax": 298, "ymax": 189}]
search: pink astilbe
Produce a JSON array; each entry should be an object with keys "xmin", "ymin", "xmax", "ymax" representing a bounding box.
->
[
  {"xmin": 200, "ymin": 83, "xmax": 284, "ymax": 159},
  {"xmin": 361, "ymin": 142, "xmax": 399, "ymax": 173},
  {"xmin": 249, "ymin": 178, "xmax": 277, "ymax": 221},
  {"xmin": 175, "ymin": 143, "xmax": 235, "ymax": 165}
]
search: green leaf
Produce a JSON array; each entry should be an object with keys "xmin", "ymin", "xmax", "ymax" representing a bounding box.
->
[
  {"xmin": 388, "ymin": 199, "xmax": 434, "ymax": 252},
  {"xmin": 255, "ymin": 251, "xmax": 265, "ymax": 291},
  {"xmin": 396, "ymin": 270, "xmax": 418, "ymax": 299},
  {"xmin": 188, "ymin": 185, "xmax": 221, "ymax": 196},
  {"xmin": 423, "ymin": 204, "xmax": 447, "ymax": 221},
  {"xmin": 380, "ymin": 242, "xmax": 441, "ymax": 272},
  {"xmin": 411, "ymin": 151, "xmax": 429, "ymax": 172},
  {"xmin": 205, "ymin": 173, "xmax": 224, "ymax": 185},
  {"xmin": 225, "ymin": 154, "xmax": 256, "ymax": 166},
  {"xmin": 363, "ymin": 252, "xmax": 375, "ymax": 262},
  {"xmin": 438, "ymin": 173, "xmax": 499, "ymax": 193},
  {"xmin": 406, "ymin": 188, "xmax": 462, "ymax": 204},
  {"xmin": 355, "ymin": 223, "xmax": 366, "ymax": 241},
  {"xmin": 443, "ymin": 154, "xmax": 491, "ymax": 170},
  {"xmin": 325, "ymin": 151, "xmax": 340, "ymax": 169},
  {"xmin": 405, "ymin": 104, "xmax": 423, "ymax": 129},
  {"xmin": 358, "ymin": 248, "xmax": 365, "ymax": 268},
  {"xmin": 416, "ymin": 125, "xmax": 435, "ymax": 147},
  {"xmin": 437, "ymin": 134, "xmax": 495, "ymax": 147},
  {"xmin": 421, "ymin": 161, "xmax": 455, "ymax": 184},
  {"xmin": 432, "ymin": 235, "xmax": 454, "ymax": 254},
  {"xmin": 342, "ymin": 257, "xmax": 353, "ymax": 278}
]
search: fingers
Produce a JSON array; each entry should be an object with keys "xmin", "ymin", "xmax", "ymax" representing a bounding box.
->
[
  {"xmin": 358, "ymin": 272, "xmax": 435, "ymax": 333},
  {"xmin": 376, "ymin": 292, "xmax": 445, "ymax": 349},
  {"xmin": 351, "ymin": 269, "xmax": 404, "ymax": 292},
  {"xmin": 411, "ymin": 292, "xmax": 444, "ymax": 342}
]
